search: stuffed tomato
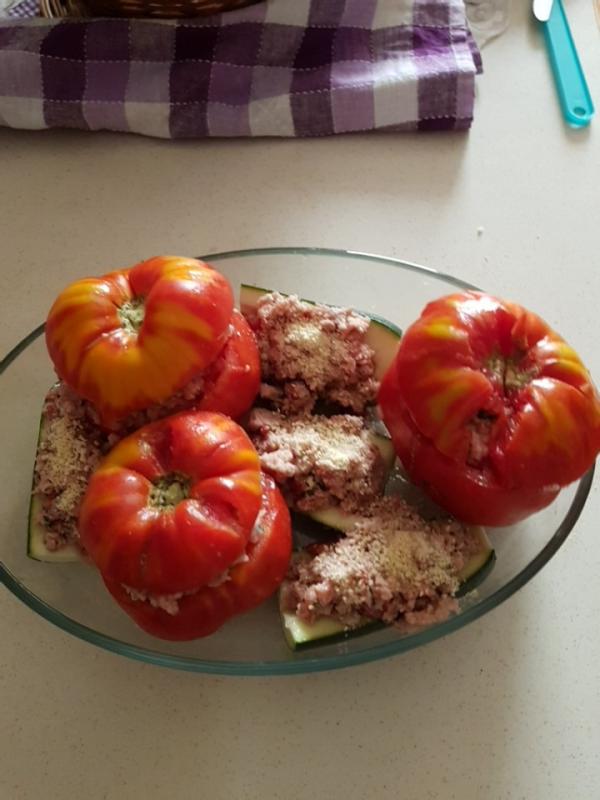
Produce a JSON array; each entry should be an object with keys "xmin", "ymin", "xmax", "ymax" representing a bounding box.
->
[
  {"xmin": 45, "ymin": 256, "xmax": 240, "ymax": 426},
  {"xmin": 379, "ymin": 291, "xmax": 600, "ymax": 526},
  {"xmin": 79, "ymin": 411, "xmax": 292, "ymax": 640}
]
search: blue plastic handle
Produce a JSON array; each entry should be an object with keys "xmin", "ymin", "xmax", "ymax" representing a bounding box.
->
[{"xmin": 542, "ymin": 0, "xmax": 595, "ymax": 127}]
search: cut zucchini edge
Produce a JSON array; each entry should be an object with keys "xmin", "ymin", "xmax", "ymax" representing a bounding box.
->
[
  {"xmin": 370, "ymin": 431, "xmax": 396, "ymax": 472},
  {"xmin": 306, "ymin": 507, "xmax": 359, "ymax": 533},
  {"xmin": 280, "ymin": 527, "xmax": 495, "ymax": 650},
  {"xmin": 239, "ymin": 283, "xmax": 270, "ymax": 314},
  {"xmin": 281, "ymin": 612, "xmax": 383, "ymax": 650},
  {"xmin": 457, "ymin": 526, "xmax": 494, "ymax": 584},
  {"xmin": 239, "ymin": 284, "xmax": 402, "ymax": 380},
  {"xmin": 27, "ymin": 408, "xmax": 81, "ymax": 564}
]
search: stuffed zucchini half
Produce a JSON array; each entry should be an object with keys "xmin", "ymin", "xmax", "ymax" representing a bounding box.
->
[{"xmin": 280, "ymin": 526, "xmax": 495, "ymax": 650}]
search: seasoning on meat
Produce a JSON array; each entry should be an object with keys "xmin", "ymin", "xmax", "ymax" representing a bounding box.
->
[
  {"xmin": 33, "ymin": 384, "xmax": 110, "ymax": 552},
  {"xmin": 247, "ymin": 409, "xmax": 386, "ymax": 512},
  {"xmin": 246, "ymin": 293, "xmax": 378, "ymax": 415},
  {"xmin": 280, "ymin": 497, "xmax": 482, "ymax": 629}
]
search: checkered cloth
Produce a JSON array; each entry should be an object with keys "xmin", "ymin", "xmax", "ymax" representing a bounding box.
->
[
  {"xmin": 0, "ymin": 0, "xmax": 482, "ymax": 138},
  {"xmin": 5, "ymin": 0, "xmax": 38, "ymax": 17}
]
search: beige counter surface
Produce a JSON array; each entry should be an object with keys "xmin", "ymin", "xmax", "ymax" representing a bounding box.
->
[{"xmin": 1, "ymin": 3, "xmax": 600, "ymax": 798}]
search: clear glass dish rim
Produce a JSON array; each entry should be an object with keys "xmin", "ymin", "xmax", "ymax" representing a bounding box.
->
[{"xmin": 0, "ymin": 246, "xmax": 594, "ymax": 676}]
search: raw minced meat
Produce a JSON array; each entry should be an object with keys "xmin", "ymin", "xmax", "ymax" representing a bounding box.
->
[
  {"xmin": 467, "ymin": 414, "xmax": 495, "ymax": 466},
  {"xmin": 280, "ymin": 497, "xmax": 481, "ymax": 629},
  {"xmin": 245, "ymin": 293, "xmax": 378, "ymax": 415},
  {"xmin": 33, "ymin": 383, "xmax": 111, "ymax": 552},
  {"xmin": 247, "ymin": 409, "xmax": 386, "ymax": 512},
  {"xmin": 122, "ymin": 586, "xmax": 186, "ymax": 616},
  {"xmin": 112, "ymin": 372, "xmax": 207, "ymax": 435}
]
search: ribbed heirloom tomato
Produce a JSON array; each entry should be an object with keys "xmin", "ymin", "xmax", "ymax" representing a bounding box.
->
[
  {"xmin": 103, "ymin": 474, "xmax": 292, "ymax": 641},
  {"xmin": 45, "ymin": 256, "xmax": 235, "ymax": 426},
  {"xmin": 79, "ymin": 411, "xmax": 292, "ymax": 640},
  {"xmin": 197, "ymin": 309, "xmax": 261, "ymax": 421},
  {"xmin": 379, "ymin": 292, "xmax": 600, "ymax": 526}
]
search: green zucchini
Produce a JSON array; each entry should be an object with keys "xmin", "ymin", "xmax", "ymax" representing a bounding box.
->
[
  {"xmin": 456, "ymin": 526, "xmax": 496, "ymax": 597},
  {"xmin": 239, "ymin": 284, "xmax": 402, "ymax": 380},
  {"xmin": 281, "ymin": 612, "xmax": 383, "ymax": 650},
  {"xmin": 305, "ymin": 507, "xmax": 361, "ymax": 532},
  {"xmin": 280, "ymin": 527, "xmax": 495, "ymax": 650},
  {"xmin": 370, "ymin": 432, "xmax": 396, "ymax": 472},
  {"xmin": 27, "ymin": 408, "xmax": 81, "ymax": 564}
]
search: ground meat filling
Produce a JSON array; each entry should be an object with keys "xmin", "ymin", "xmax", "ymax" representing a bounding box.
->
[
  {"xmin": 281, "ymin": 497, "xmax": 481, "ymax": 629},
  {"xmin": 33, "ymin": 384, "xmax": 111, "ymax": 552},
  {"xmin": 248, "ymin": 409, "xmax": 386, "ymax": 512},
  {"xmin": 112, "ymin": 372, "xmax": 207, "ymax": 435},
  {"xmin": 467, "ymin": 412, "xmax": 495, "ymax": 466},
  {"xmin": 246, "ymin": 293, "xmax": 378, "ymax": 415},
  {"xmin": 122, "ymin": 587, "xmax": 186, "ymax": 616}
]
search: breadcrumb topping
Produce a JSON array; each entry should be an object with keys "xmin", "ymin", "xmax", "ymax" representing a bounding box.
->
[
  {"xmin": 33, "ymin": 384, "xmax": 109, "ymax": 551},
  {"xmin": 248, "ymin": 409, "xmax": 385, "ymax": 512},
  {"xmin": 281, "ymin": 497, "xmax": 481, "ymax": 629},
  {"xmin": 246, "ymin": 293, "xmax": 378, "ymax": 415}
]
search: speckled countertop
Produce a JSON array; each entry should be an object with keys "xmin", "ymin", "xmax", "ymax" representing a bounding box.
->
[{"xmin": 1, "ymin": 3, "xmax": 599, "ymax": 798}]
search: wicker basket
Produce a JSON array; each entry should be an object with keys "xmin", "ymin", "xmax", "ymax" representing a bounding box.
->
[{"xmin": 40, "ymin": 0, "xmax": 261, "ymax": 18}]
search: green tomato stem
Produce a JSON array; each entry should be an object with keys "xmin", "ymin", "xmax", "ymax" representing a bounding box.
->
[
  {"xmin": 149, "ymin": 474, "xmax": 191, "ymax": 510},
  {"xmin": 118, "ymin": 297, "xmax": 145, "ymax": 333}
]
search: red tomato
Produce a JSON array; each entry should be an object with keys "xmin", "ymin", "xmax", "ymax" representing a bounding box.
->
[
  {"xmin": 379, "ymin": 292, "xmax": 600, "ymax": 526},
  {"xmin": 45, "ymin": 256, "xmax": 233, "ymax": 426},
  {"xmin": 102, "ymin": 474, "xmax": 292, "ymax": 641},
  {"xmin": 79, "ymin": 411, "xmax": 263, "ymax": 594},
  {"xmin": 197, "ymin": 310, "xmax": 260, "ymax": 420}
]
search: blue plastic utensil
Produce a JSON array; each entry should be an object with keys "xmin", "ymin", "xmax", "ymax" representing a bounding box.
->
[{"xmin": 539, "ymin": 0, "xmax": 594, "ymax": 127}]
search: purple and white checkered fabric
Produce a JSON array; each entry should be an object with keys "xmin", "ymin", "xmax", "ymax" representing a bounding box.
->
[
  {"xmin": 5, "ymin": 0, "xmax": 39, "ymax": 18},
  {"xmin": 0, "ymin": 0, "xmax": 482, "ymax": 138}
]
